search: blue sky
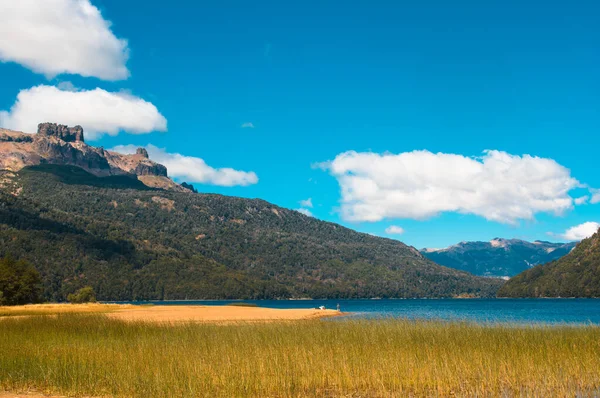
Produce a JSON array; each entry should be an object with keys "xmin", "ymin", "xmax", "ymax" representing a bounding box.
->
[{"xmin": 0, "ymin": 0, "xmax": 598, "ymax": 248}]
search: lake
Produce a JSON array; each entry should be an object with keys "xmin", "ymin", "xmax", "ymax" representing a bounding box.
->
[{"xmin": 117, "ymin": 298, "xmax": 600, "ymax": 325}]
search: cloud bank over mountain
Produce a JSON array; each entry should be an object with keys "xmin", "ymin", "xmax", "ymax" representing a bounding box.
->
[{"xmin": 0, "ymin": 85, "xmax": 167, "ymax": 140}]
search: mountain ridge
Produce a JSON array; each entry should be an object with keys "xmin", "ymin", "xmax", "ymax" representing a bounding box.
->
[
  {"xmin": 498, "ymin": 230, "xmax": 600, "ymax": 297},
  {"xmin": 421, "ymin": 238, "xmax": 577, "ymax": 278},
  {"xmin": 0, "ymin": 164, "xmax": 503, "ymax": 301}
]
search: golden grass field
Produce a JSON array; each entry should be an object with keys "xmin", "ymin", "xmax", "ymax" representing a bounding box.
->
[{"xmin": 1, "ymin": 305, "xmax": 599, "ymax": 397}]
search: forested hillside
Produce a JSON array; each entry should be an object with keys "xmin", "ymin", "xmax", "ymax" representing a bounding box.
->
[
  {"xmin": 0, "ymin": 165, "xmax": 502, "ymax": 301},
  {"xmin": 498, "ymin": 230, "xmax": 600, "ymax": 297}
]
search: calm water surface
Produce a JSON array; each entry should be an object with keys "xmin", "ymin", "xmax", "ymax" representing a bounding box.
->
[{"xmin": 116, "ymin": 299, "xmax": 600, "ymax": 325}]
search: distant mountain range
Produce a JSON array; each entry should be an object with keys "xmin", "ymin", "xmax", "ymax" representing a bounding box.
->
[
  {"xmin": 498, "ymin": 230, "xmax": 600, "ymax": 298},
  {"xmin": 421, "ymin": 239, "xmax": 577, "ymax": 278}
]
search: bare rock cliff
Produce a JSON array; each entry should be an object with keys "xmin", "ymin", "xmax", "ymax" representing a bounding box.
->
[
  {"xmin": 37, "ymin": 123, "xmax": 84, "ymax": 142},
  {"xmin": 0, "ymin": 123, "xmax": 185, "ymax": 191}
]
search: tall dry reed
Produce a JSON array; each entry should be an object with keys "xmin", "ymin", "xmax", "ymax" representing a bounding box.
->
[{"xmin": 1, "ymin": 314, "xmax": 599, "ymax": 397}]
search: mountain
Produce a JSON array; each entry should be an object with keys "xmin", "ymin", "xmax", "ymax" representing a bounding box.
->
[
  {"xmin": 0, "ymin": 123, "xmax": 188, "ymax": 192},
  {"xmin": 421, "ymin": 239, "xmax": 577, "ymax": 278},
  {"xmin": 0, "ymin": 162, "xmax": 502, "ymax": 301},
  {"xmin": 498, "ymin": 230, "xmax": 600, "ymax": 297}
]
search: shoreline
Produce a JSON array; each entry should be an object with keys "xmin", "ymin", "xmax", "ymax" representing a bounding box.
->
[
  {"xmin": 0, "ymin": 303, "xmax": 343, "ymax": 323},
  {"xmin": 104, "ymin": 297, "xmax": 600, "ymax": 303}
]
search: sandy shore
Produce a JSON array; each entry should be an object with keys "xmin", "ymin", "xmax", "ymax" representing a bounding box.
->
[
  {"xmin": 0, "ymin": 303, "xmax": 341, "ymax": 323},
  {"xmin": 107, "ymin": 305, "xmax": 341, "ymax": 323}
]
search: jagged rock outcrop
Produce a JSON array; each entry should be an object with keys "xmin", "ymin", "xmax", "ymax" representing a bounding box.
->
[
  {"xmin": 181, "ymin": 182, "xmax": 198, "ymax": 193},
  {"xmin": 0, "ymin": 124, "xmax": 186, "ymax": 191},
  {"xmin": 136, "ymin": 147, "xmax": 149, "ymax": 158},
  {"xmin": 104, "ymin": 150, "xmax": 168, "ymax": 178},
  {"xmin": 37, "ymin": 123, "xmax": 84, "ymax": 142},
  {"xmin": 135, "ymin": 162, "xmax": 167, "ymax": 176}
]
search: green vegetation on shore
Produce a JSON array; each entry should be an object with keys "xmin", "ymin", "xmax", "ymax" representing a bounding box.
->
[
  {"xmin": 66, "ymin": 286, "xmax": 96, "ymax": 303},
  {"xmin": 0, "ymin": 165, "xmax": 502, "ymax": 301},
  {"xmin": 1, "ymin": 314, "xmax": 599, "ymax": 397},
  {"xmin": 0, "ymin": 256, "xmax": 42, "ymax": 305},
  {"xmin": 499, "ymin": 229, "xmax": 600, "ymax": 297}
]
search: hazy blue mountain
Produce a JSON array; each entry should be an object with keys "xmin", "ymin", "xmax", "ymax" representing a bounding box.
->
[
  {"xmin": 421, "ymin": 239, "xmax": 577, "ymax": 278},
  {"xmin": 498, "ymin": 231, "xmax": 600, "ymax": 298}
]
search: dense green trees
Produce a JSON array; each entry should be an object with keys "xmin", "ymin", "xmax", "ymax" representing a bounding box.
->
[
  {"xmin": 0, "ymin": 165, "xmax": 503, "ymax": 301},
  {"xmin": 498, "ymin": 229, "xmax": 600, "ymax": 297},
  {"xmin": 0, "ymin": 256, "xmax": 42, "ymax": 305},
  {"xmin": 67, "ymin": 286, "xmax": 96, "ymax": 303}
]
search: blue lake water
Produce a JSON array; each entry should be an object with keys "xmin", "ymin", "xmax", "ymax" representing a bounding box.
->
[{"xmin": 116, "ymin": 299, "xmax": 600, "ymax": 325}]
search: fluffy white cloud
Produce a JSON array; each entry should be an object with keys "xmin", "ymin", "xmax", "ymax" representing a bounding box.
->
[
  {"xmin": 0, "ymin": 0, "xmax": 129, "ymax": 80},
  {"xmin": 296, "ymin": 208, "xmax": 313, "ymax": 217},
  {"xmin": 556, "ymin": 222, "xmax": 600, "ymax": 241},
  {"xmin": 321, "ymin": 150, "xmax": 587, "ymax": 224},
  {"xmin": 299, "ymin": 198, "xmax": 313, "ymax": 208},
  {"xmin": 112, "ymin": 144, "xmax": 258, "ymax": 187},
  {"xmin": 241, "ymin": 122, "xmax": 255, "ymax": 129},
  {"xmin": 0, "ymin": 85, "xmax": 167, "ymax": 140},
  {"xmin": 385, "ymin": 225, "xmax": 405, "ymax": 235},
  {"xmin": 574, "ymin": 196, "xmax": 590, "ymax": 205}
]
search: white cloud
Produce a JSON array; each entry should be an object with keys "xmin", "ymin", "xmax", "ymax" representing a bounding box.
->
[
  {"xmin": 296, "ymin": 208, "xmax": 313, "ymax": 217},
  {"xmin": 0, "ymin": 0, "xmax": 129, "ymax": 80},
  {"xmin": 0, "ymin": 85, "xmax": 167, "ymax": 140},
  {"xmin": 591, "ymin": 189, "xmax": 600, "ymax": 204},
  {"xmin": 574, "ymin": 196, "xmax": 590, "ymax": 205},
  {"xmin": 299, "ymin": 198, "xmax": 313, "ymax": 208},
  {"xmin": 111, "ymin": 144, "xmax": 258, "ymax": 187},
  {"xmin": 555, "ymin": 222, "xmax": 600, "ymax": 241},
  {"xmin": 385, "ymin": 225, "xmax": 405, "ymax": 235},
  {"xmin": 321, "ymin": 150, "xmax": 587, "ymax": 224},
  {"xmin": 241, "ymin": 122, "xmax": 255, "ymax": 129}
]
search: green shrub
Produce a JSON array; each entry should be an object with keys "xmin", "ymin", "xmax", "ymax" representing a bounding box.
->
[
  {"xmin": 67, "ymin": 287, "xmax": 96, "ymax": 304},
  {"xmin": 0, "ymin": 256, "xmax": 42, "ymax": 306}
]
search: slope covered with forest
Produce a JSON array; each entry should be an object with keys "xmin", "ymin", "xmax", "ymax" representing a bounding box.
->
[
  {"xmin": 0, "ymin": 165, "xmax": 502, "ymax": 301},
  {"xmin": 498, "ymin": 230, "xmax": 600, "ymax": 297}
]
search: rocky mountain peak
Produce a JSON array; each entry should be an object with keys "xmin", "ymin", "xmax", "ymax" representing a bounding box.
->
[
  {"xmin": 37, "ymin": 122, "xmax": 84, "ymax": 143},
  {"xmin": 490, "ymin": 238, "xmax": 509, "ymax": 248},
  {"xmin": 0, "ymin": 122, "xmax": 189, "ymax": 192},
  {"xmin": 136, "ymin": 147, "xmax": 149, "ymax": 158}
]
